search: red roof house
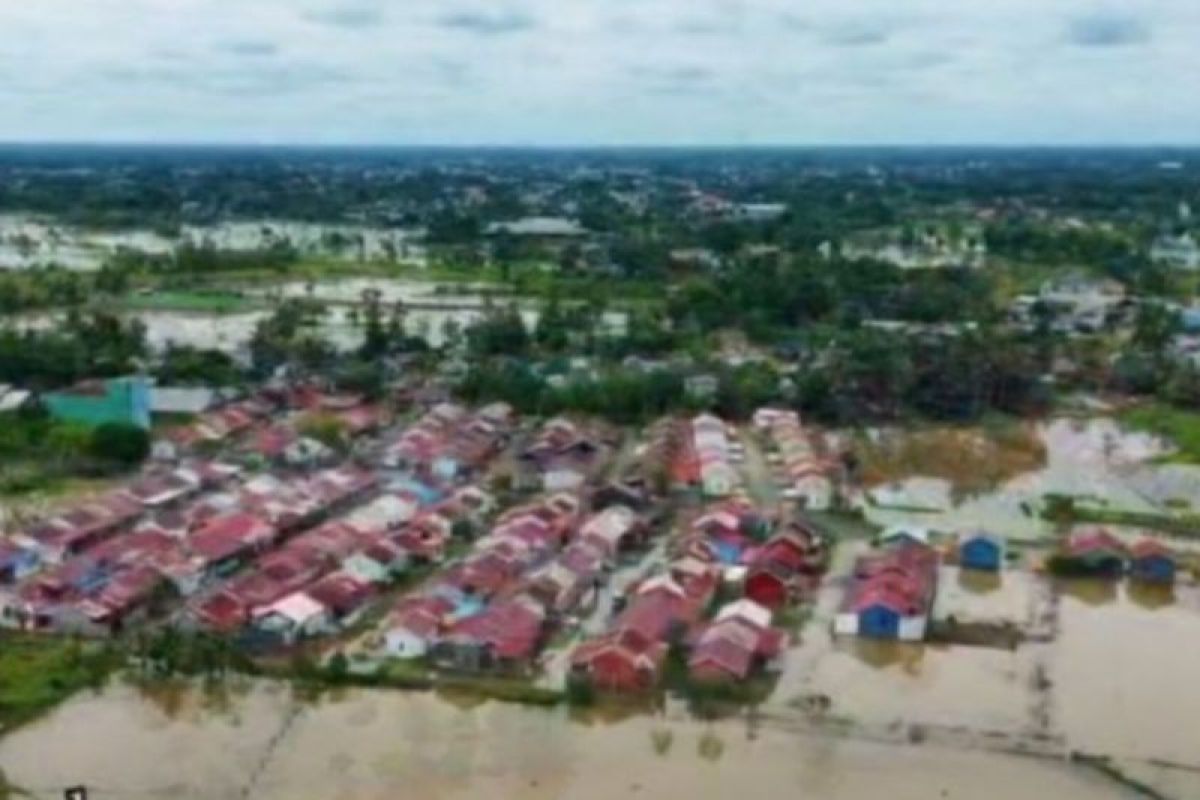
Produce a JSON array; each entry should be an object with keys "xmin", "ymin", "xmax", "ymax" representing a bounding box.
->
[{"xmin": 571, "ymin": 630, "xmax": 669, "ymax": 693}]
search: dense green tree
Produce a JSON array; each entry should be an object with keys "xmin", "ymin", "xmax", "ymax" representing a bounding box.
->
[{"xmin": 89, "ymin": 422, "xmax": 151, "ymax": 466}]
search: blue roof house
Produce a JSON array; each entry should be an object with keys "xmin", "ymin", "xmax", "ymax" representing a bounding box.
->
[{"xmin": 959, "ymin": 533, "xmax": 1003, "ymax": 572}]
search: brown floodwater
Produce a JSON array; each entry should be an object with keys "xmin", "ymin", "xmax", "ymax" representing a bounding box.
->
[
  {"xmin": 0, "ymin": 680, "xmax": 1144, "ymax": 800},
  {"xmin": 1053, "ymin": 580, "xmax": 1200, "ymax": 766}
]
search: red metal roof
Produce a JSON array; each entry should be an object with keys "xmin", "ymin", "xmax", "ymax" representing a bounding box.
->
[
  {"xmin": 446, "ymin": 597, "xmax": 544, "ymax": 660},
  {"xmin": 188, "ymin": 513, "xmax": 274, "ymax": 565},
  {"xmin": 689, "ymin": 634, "xmax": 754, "ymax": 680},
  {"xmin": 304, "ymin": 572, "xmax": 374, "ymax": 617},
  {"xmin": 1066, "ymin": 529, "xmax": 1127, "ymax": 557},
  {"xmin": 1130, "ymin": 538, "xmax": 1173, "ymax": 561},
  {"xmin": 844, "ymin": 541, "xmax": 938, "ymax": 617},
  {"xmin": 193, "ymin": 590, "xmax": 248, "ymax": 631}
]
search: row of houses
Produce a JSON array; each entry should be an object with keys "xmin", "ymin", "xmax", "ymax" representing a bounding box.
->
[
  {"xmin": 692, "ymin": 414, "xmax": 739, "ymax": 498},
  {"xmin": 835, "ymin": 535, "xmax": 939, "ymax": 641},
  {"xmin": 382, "ymin": 402, "xmax": 513, "ymax": 481},
  {"xmin": 4, "ymin": 461, "xmax": 241, "ymax": 571},
  {"xmin": 2, "ymin": 464, "xmax": 382, "ymax": 635},
  {"xmin": 570, "ymin": 498, "xmax": 814, "ymax": 692},
  {"xmin": 677, "ymin": 498, "xmax": 826, "ymax": 610},
  {"xmin": 752, "ymin": 408, "xmax": 836, "ymax": 510},
  {"xmin": 0, "ymin": 393, "xmax": 516, "ymax": 640},
  {"xmin": 186, "ymin": 498, "xmax": 452, "ymax": 645},
  {"xmin": 167, "ymin": 399, "xmax": 517, "ymax": 646},
  {"xmin": 163, "ymin": 385, "xmax": 390, "ymax": 462},
  {"xmin": 182, "ymin": 487, "xmax": 496, "ymax": 643},
  {"xmin": 518, "ymin": 417, "xmax": 610, "ymax": 492},
  {"xmin": 382, "ymin": 493, "xmax": 635, "ymax": 672},
  {"xmin": 1052, "ymin": 529, "xmax": 1179, "ymax": 584},
  {"xmin": 165, "ymin": 398, "xmax": 270, "ymax": 452},
  {"xmin": 1, "ymin": 461, "xmax": 247, "ymax": 631},
  {"xmin": 644, "ymin": 417, "xmax": 693, "ymax": 489}
]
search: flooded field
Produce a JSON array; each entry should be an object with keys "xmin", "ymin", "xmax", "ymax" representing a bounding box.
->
[
  {"xmin": 1053, "ymin": 580, "xmax": 1200, "ymax": 766},
  {"xmin": 0, "ymin": 680, "xmax": 1143, "ymax": 800},
  {"xmin": 0, "ymin": 215, "xmax": 427, "ymax": 271},
  {"xmin": 858, "ymin": 418, "xmax": 1187, "ymax": 539},
  {"xmin": 6, "ymin": 278, "xmax": 628, "ymax": 354},
  {"xmin": 787, "ymin": 637, "xmax": 1035, "ymax": 734},
  {"xmin": 247, "ymin": 277, "xmax": 511, "ymax": 306}
]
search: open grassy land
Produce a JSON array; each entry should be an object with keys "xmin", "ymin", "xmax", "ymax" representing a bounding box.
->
[
  {"xmin": 116, "ymin": 290, "xmax": 261, "ymax": 314},
  {"xmin": 1041, "ymin": 493, "xmax": 1200, "ymax": 543},
  {"xmin": 0, "ymin": 635, "xmax": 118, "ymax": 731},
  {"xmin": 0, "ymin": 472, "xmax": 121, "ymax": 505},
  {"xmin": 167, "ymin": 258, "xmax": 661, "ymax": 307},
  {"xmin": 1118, "ymin": 403, "xmax": 1200, "ymax": 464}
]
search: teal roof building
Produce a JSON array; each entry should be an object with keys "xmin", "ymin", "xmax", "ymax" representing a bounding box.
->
[{"xmin": 44, "ymin": 376, "xmax": 151, "ymax": 430}]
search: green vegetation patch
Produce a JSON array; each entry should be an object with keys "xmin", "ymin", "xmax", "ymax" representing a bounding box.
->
[
  {"xmin": 1040, "ymin": 493, "xmax": 1200, "ymax": 540},
  {"xmin": 1119, "ymin": 403, "xmax": 1200, "ymax": 464},
  {"xmin": 118, "ymin": 290, "xmax": 259, "ymax": 314},
  {"xmin": 0, "ymin": 635, "xmax": 118, "ymax": 730}
]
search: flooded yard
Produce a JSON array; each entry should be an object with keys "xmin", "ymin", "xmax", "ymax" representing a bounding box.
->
[
  {"xmin": 0, "ymin": 680, "xmax": 1144, "ymax": 800},
  {"xmin": 933, "ymin": 566, "xmax": 1039, "ymax": 627}
]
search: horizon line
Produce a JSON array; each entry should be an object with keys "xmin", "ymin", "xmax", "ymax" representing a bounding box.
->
[{"xmin": 0, "ymin": 140, "xmax": 1198, "ymax": 152}]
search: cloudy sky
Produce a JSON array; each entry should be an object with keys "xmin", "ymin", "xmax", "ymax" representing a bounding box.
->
[{"xmin": 0, "ymin": 0, "xmax": 1196, "ymax": 145}]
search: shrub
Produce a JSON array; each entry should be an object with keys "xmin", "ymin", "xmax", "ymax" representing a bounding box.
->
[{"xmin": 88, "ymin": 422, "xmax": 150, "ymax": 466}]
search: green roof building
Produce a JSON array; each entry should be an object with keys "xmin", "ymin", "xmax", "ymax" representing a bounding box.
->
[{"xmin": 44, "ymin": 376, "xmax": 151, "ymax": 430}]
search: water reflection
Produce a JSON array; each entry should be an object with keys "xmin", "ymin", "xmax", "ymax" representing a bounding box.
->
[
  {"xmin": 1126, "ymin": 581, "xmax": 1176, "ymax": 610},
  {"xmin": 127, "ymin": 674, "xmax": 253, "ymax": 723},
  {"xmin": 958, "ymin": 569, "xmax": 1003, "ymax": 595},
  {"xmin": 1056, "ymin": 578, "xmax": 1119, "ymax": 606},
  {"xmin": 847, "ymin": 639, "xmax": 926, "ymax": 673},
  {"xmin": 569, "ymin": 697, "xmax": 660, "ymax": 727}
]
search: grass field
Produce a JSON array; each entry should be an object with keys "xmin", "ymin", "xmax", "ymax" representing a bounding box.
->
[
  {"xmin": 0, "ymin": 635, "xmax": 117, "ymax": 731},
  {"xmin": 117, "ymin": 290, "xmax": 261, "ymax": 314}
]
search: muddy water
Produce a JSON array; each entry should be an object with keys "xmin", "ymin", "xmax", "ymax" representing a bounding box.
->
[
  {"xmin": 769, "ymin": 573, "xmax": 1037, "ymax": 736},
  {"xmin": 933, "ymin": 566, "xmax": 1036, "ymax": 626},
  {"xmin": 1054, "ymin": 581, "xmax": 1200, "ymax": 766},
  {"xmin": 860, "ymin": 418, "xmax": 1185, "ymax": 539},
  {"xmin": 0, "ymin": 680, "xmax": 1140, "ymax": 800}
]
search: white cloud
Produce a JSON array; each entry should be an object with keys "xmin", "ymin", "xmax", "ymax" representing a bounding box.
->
[{"xmin": 0, "ymin": 0, "xmax": 1195, "ymax": 144}]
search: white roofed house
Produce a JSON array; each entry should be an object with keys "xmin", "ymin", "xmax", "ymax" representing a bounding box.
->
[
  {"xmin": 755, "ymin": 408, "xmax": 836, "ymax": 510},
  {"xmin": 578, "ymin": 505, "xmax": 645, "ymax": 563},
  {"xmin": 345, "ymin": 493, "xmax": 419, "ymax": 532},
  {"xmin": 253, "ymin": 593, "xmax": 332, "ymax": 645},
  {"xmin": 692, "ymin": 414, "xmax": 740, "ymax": 498},
  {"xmin": 150, "ymin": 386, "xmax": 221, "ymax": 416},
  {"xmin": 342, "ymin": 538, "xmax": 410, "ymax": 584}
]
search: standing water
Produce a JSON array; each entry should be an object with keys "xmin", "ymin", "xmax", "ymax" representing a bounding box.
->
[{"xmin": 0, "ymin": 679, "xmax": 1144, "ymax": 800}]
